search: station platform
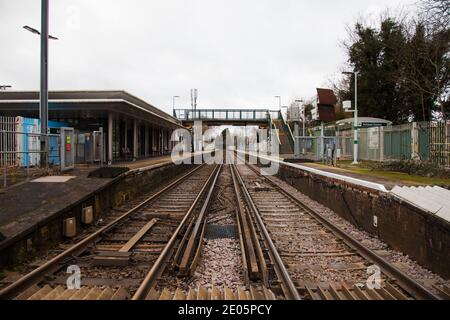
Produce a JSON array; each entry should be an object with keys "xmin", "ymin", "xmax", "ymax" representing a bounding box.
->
[
  {"xmin": 299, "ymin": 162, "xmax": 450, "ymax": 189},
  {"xmin": 0, "ymin": 156, "xmax": 176, "ymax": 250},
  {"xmin": 113, "ymin": 155, "xmax": 173, "ymax": 171},
  {"xmin": 0, "ymin": 167, "xmax": 112, "ymax": 244}
]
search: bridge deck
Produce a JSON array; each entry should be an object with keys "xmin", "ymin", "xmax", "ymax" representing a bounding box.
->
[{"xmin": 174, "ymin": 109, "xmax": 280, "ymax": 124}]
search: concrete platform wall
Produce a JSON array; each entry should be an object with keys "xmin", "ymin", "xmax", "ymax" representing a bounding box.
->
[
  {"xmin": 0, "ymin": 163, "xmax": 191, "ymax": 268},
  {"xmin": 274, "ymin": 163, "xmax": 450, "ymax": 279}
]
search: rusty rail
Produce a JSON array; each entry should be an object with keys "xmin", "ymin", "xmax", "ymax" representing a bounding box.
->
[
  {"xmin": 132, "ymin": 164, "xmax": 221, "ymax": 300},
  {"xmin": 175, "ymin": 164, "xmax": 223, "ymax": 275},
  {"xmin": 0, "ymin": 165, "xmax": 206, "ymax": 300},
  {"xmin": 244, "ymin": 162, "xmax": 441, "ymax": 301},
  {"xmin": 231, "ymin": 164, "xmax": 301, "ymax": 300},
  {"xmin": 230, "ymin": 164, "xmax": 268, "ymax": 284}
]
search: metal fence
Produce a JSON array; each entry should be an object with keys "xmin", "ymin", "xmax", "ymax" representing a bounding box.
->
[
  {"xmin": 418, "ymin": 121, "xmax": 450, "ymax": 167},
  {"xmin": 1, "ymin": 116, "xmax": 61, "ymax": 188},
  {"xmin": 297, "ymin": 121, "xmax": 450, "ymax": 167},
  {"xmin": 297, "ymin": 136, "xmax": 353, "ymax": 163}
]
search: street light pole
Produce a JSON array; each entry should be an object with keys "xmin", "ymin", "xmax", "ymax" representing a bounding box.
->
[
  {"xmin": 40, "ymin": 0, "xmax": 49, "ymax": 167},
  {"xmin": 24, "ymin": 1, "xmax": 58, "ymax": 168},
  {"xmin": 343, "ymin": 71, "xmax": 359, "ymax": 164},
  {"xmin": 172, "ymin": 96, "xmax": 180, "ymax": 117},
  {"xmin": 295, "ymin": 99, "xmax": 305, "ymax": 137},
  {"xmin": 353, "ymin": 73, "xmax": 358, "ymax": 165},
  {"xmin": 275, "ymin": 96, "xmax": 281, "ymax": 111}
]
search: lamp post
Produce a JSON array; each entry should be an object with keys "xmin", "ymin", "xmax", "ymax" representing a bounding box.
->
[
  {"xmin": 23, "ymin": 1, "xmax": 59, "ymax": 167},
  {"xmin": 172, "ymin": 95, "xmax": 180, "ymax": 117},
  {"xmin": 295, "ymin": 99, "xmax": 305, "ymax": 136},
  {"xmin": 342, "ymin": 71, "xmax": 359, "ymax": 164},
  {"xmin": 294, "ymin": 99, "xmax": 304, "ymax": 158},
  {"xmin": 274, "ymin": 95, "xmax": 282, "ymax": 111}
]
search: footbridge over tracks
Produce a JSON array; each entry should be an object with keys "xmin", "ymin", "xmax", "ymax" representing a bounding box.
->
[
  {"xmin": 174, "ymin": 109, "xmax": 280, "ymax": 128},
  {"xmin": 174, "ymin": 109, "xmax": 295, "ymax": 156}
]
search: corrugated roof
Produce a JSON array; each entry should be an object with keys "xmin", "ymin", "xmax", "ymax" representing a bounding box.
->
[
  {"xmin": 316, "ymin": 88, "xmax": 337, "ymax": 105},
  {"xmin": 391, "ymin": 186, "xmax": 450, "ymax": 222}
]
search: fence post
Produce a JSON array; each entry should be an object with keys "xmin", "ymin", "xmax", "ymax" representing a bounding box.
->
[
  {"xmin": 380, "ymin": 127, "xmax": 384, "ymax": 162},
  {"xmin": 411, "ymin": 122, "xmax": 419, "ymax": 160},
  {"xmin": 320, "ymin": 122, "xmax": 325, "ymax": 162},
  {"xmin": 2, "ymin": 131, "xmax": 6, "ymax": 188}
]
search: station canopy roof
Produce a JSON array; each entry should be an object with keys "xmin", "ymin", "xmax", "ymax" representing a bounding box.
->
[{"xmin": 0, "ymin": 90, "xmax": 183, "ymax": 129}]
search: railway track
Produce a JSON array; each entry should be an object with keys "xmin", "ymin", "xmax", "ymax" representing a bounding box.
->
[
  {"xmin": 132, "ymin": 163, "xmax": 279, "ymax": 300},
  {"xmin": 232, "ymin": 160, "xmax": 442, "ymax": 300},
  {"xmin": 0, "ymin": 152, "xmax": 445, "ymax": 301},
  {"xmin": 0, "ymin": 161, "xmax": 280, "ymax": 301},
  {"xmin": 140, "ymin": 161, "xmax": 300, "ymax": 301},
  {"xmin": 0, "ymin": 164, "xmax": 220, "ymax": 300}
]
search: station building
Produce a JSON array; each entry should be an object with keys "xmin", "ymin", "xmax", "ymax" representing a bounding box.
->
[{"xmin": 0, "ymin": 90, "xmax": 183, "ymax": 164}]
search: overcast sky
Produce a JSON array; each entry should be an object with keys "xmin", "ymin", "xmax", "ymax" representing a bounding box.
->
[{"xmin": 0, "ymin": 0, "xmax": 416, "ymax": 114}]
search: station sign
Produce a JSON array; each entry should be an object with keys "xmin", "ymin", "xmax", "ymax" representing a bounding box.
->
[
  {"xmin": 355, "ymin": 122, "xmax": 390, "ymax": 129},
  {"xmin": 60, "ymin": 127, "xmax": 75, "ymax": 172}
]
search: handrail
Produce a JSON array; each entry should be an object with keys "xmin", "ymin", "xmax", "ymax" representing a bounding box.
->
[
  {"xmin": 174, "ymin": 109, "xmax": 279, "ymax": 122},
  {"xmin": 268, "ymin": 112, "xmax": 281, "ymax": 146},
  {"xmin": 280, "ymin": 112, "xmax": 295, "ymax": 150}
]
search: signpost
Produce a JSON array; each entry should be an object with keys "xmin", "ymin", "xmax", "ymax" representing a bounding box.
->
[{"xmin": 60, "ymin": 127, "xmax": 75, "ymax": 172}]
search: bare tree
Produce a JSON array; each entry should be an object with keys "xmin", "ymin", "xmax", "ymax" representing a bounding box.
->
[
  {"xmin": 419, "ymin": 0, "xmax": 450, "ymax": 29},
  {"xmin": 400, "ymin": 16, "xmax": 450, "ymax": 121}
]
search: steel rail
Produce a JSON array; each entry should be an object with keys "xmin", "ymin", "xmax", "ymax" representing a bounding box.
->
[
  {"xmin": 132, "ymin": 164, "xmax": 221, "ymax": 300},
  {"xmin": 245, "ymin": 163, "xmax": 441, "ymax": 301},
  {"xmin": 0, "ymin": 164, "xmax": 206, "ymax": 300},
  {"xmin": 230, "ymin": 166, "xmax": 251, "ymax": 287},
  {"xmin": 230, "ymin": 164, "xmax": 261, "ymax": 283},
  {"xmin": 231, "ymin": 164, "xmax": 268, "ymax": 285},
  {"xmin": 231, "ymin": 164, "xmax": 301, "ymax": 300},
  {"xmin": 177, "ymin": 164, "xmax": 223, "ymax": 275}
]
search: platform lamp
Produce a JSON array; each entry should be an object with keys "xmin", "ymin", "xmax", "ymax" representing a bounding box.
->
[
  {"xmin": 274, "ymin": 95, "xmax": 282, "ymax": 111},
  {"xmin": 172, "ymin": 96, "xmax": 180, "ymax": 117},
  {"xmin": 295, "ymin": 99, "xmax": 305, "ymax": 137},
  {"xmin": 342, "ymin": 71, "xmax": 359, "ymax": 164},
  {"xmin": 23, "ymin": 1, "xmax": 59, "ymax": 167}
]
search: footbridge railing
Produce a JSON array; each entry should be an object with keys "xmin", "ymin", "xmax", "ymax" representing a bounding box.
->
[{"xmin": 174, "ymin": 109, "xmax": 281, "ymax": 122}]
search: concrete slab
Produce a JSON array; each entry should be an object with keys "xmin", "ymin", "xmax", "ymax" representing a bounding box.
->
[
  {"xmin": 32, "ymin": 176, "xmax": 76, "ymax": 183},
  {"xmin": 0, "ymin": 168, "xmax": 111, "ymax": 244}
]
